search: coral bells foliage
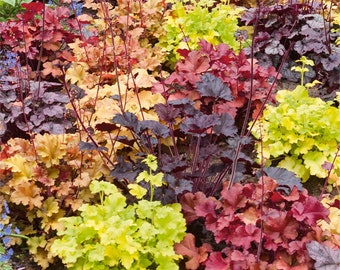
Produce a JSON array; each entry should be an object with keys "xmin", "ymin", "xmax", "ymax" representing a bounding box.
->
[
  {"xmin": 152, "ymin": 40, "xmax": 278, "ymax": 119},
  {"xmin": 0, "ymin": 133, "xmax": 110, "ymax": 268},
  {"xmin": 176, "ymin": 177, "xmax": 330, "ymax": 269},
  {"xmin": 0, "ymin": 1, "xmax": 90, "ymax": 79}
]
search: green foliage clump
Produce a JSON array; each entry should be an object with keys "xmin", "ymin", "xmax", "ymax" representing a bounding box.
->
[
  {"xmin": 251, "ymin": 85, "xmax": 340, "ymax": 182},
  {"xmin": 50, "ymin": 180, "xmax": 186, "ymax": 270},
  {"xmin": 0, "ymin": 0, "xmax": 31, "ymax": 21},
  {"xmin": 158, "ymin": 0, "xmax": 246, "ymax": 64}
]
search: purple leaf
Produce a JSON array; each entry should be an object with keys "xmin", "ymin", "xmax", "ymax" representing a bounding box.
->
[
  {"xmin": 321, "ymin": 48, "xmax": 340, "ymax": 71},
  {"xmin": 180, "ymin": 113, "xmax": 220, "ymax": 135},
  {"xmin": 140, "ymin": 120, "xmax": 170, "ymax": 138},
  {"xmin": 43, "ymin": 105, "xmax": 64, "ymax": 118},
  {"xmin": 42, "ymin": 92, "xmax": 69, "ymax": 104},
  {"xmin": 154, "ymin": 103, "xmax": 181, "ymax": 124},
  {"xmin": 265, "ymin": 40, "xmax": 285, "ymax": 56},
  {"xmin": 112, "ymin": 112, "xmax": 140, "ymax": 133},
  {"xmin": 307, "ymin": 241, "xmax": 340, "ymax": 270},
  {"xmin": 263, "ymin": 167, "xmax": 303, "ymax": 193},
  {"xmin": 212, "ymin": 113, "xmax": 237, "ymax": 137},
  {"xmin": 79, "ymin": 141, "xmax": 108, "ymax": 152},
  {"xmin": 196, "ymin": 73, "xmax": 233, "ymax": 101},
  {"xmin": 30, "ymin": 114, "xmax": 46, "ymax": 126},
  {"xmin": 0, "ymin": 113, "xmax": 6, "ymax": 136}
]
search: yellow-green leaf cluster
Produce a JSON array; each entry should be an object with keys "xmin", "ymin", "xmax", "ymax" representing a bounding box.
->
[
  {"xmin": 251, "ymin": 86, "xmax": 340, "ymax": 182},
  {"xmin": 158, "ymin": 0, "xmax": 247, "ymax": 63},
  {"xmin": 50, "ymin": 180, "xmax": 186, "ymax": 270}
]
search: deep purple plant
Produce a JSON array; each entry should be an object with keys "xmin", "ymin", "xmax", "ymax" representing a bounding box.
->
[{"xmin": 241, "ymin": 1, "xmax": 340, "ymax": 92}]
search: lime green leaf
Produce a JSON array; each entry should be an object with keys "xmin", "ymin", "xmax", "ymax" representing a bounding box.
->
[
  {"xmin": 90, "ymin": 180, "xmax": 118, "ymax": 195},
  {"xmin": 303, "ymin": 151, "xmax": 328, "ymax": 178},
  {"xmin": 148, "ymin": 172, "xmax": 164, "ymax": 187},
  {"xmin": 128, "ymin": 184, "xmax": 147, "ymax": 199},
  {"xmin": 136, "ymin": 171, "xmax": 150, "ymax": 183},
  {"xmin": 142, "ymin": 154, "xmax": 158, "ymax": 171}
]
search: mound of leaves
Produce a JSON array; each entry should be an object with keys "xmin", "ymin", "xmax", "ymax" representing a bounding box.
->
[
  {"xmin": 241, "ymin": 2, "xmax": 340, "ymax": 93},
  {"xmin": 176, "ymin": 175, "xmax": 331, "ymax": 269}
]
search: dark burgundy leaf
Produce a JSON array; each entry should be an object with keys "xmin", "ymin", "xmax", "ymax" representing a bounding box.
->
[
  {"xmin": 196, "ymin": 73, "xmax": 233, "ymax": 101},
  {"xmin": 110, "ymin": 157, "xmax": 140, "ymax": 182},
  {"xmin": 165, "ymin": 175, "xmax": 193, "ymax": 195},
  {"xmin": 95, "ymin": 122, "xmax": 118, "ymax": 132},
  {"xmin": 180, "ymin": 113, "xmax": 220, "ymax": 135},
  {"xmin": 112, "ymin": 112, "xmax": 140, "ymax": 133},
  {"xmin": 198, "ymin": 144, "xmax": 220, "ymax": 160},
  {"xmin": 140, "ymin": 120, "xmax": 170, "ymax": 138},
  {"xmin": 154, "ymin": 103, "xmax": 181, "ymax": 124},
  {"xmin": 160, "ymin": 154, "xmax": 188, "ymax": 173}
]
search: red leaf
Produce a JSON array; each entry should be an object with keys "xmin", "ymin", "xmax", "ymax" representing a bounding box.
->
[
  {"xmin": 194, "ymin": 197, "xmax": 218, "ymax": 218},
  {"xmin": 174, "ymin": 233, "xmax": 211, "ymax": 270},
  {"xmin": 205, "ymin": 252, "xmax": 230, "ymax": 270},
  {"xmin": 180, "ymin": 192, "xmax": 208, "ymax": 224},
  {"xmin": 263, "ymin": 209, "xmax": 299, "ymax": 241},
  {"xmin": 21, "ymin": 2, "xmax": 44, "ymax": 21},
  {"xmin": 328, "ymin": 199, "xmax": 340, "ymax": 209},
  {"xmin": 229, "ymin": 224, "xmax": 261, "ymax": 250},
  {"xmin": 291, "ymin": 196, "xmax": 330, "ymax": 226},
  {"xmin": 221, "ymin": 182, "xmax": 247, "ymax": 214},
  {"xmin": 177, "ymin": 48, "xmax": 190, "ymax": 58},
  {"xmin": 230, "ymin": 250, "xmax": 256, "ymax": 269},
  {"xmin": 176, "ymin": 50, "xmax": 210, "ymax": 74}
]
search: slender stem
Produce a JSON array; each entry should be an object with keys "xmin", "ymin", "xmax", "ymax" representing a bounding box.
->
[{"xmin": 319, "ymin": 146, "xmax": 340, "ymax": 200}]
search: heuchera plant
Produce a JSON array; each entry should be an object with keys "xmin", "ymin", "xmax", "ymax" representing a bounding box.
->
[
  {"xmin": 0, "ymin": 1, "xmax": 90, "ymax": 80},
  {"xmin": 158, "ymin": 0, "xmax": 247, "ymax": 65},
  {"xmin": 104, "ymin": 39, "xmax": 279, "ymax": 201},
  {"xmin": 153, "ymin": 39, "xmax": 278, "ymax": 120},
  {"xmin": 50, "ymin": 179, "xmax": 186, "ymax": 270},
  {"xmin": 241, "ymin": 1, "xmax": 340, "ymax": 92},
  {"xmin": 176, "ymin": 176, "xmax": 331, "ymax": 269},
  {"xmin": 251, "ymin": 85, "xmax": 340, "ymax": 182},
  {"xmin": 0, "ymin": 133, "xmax": 110, "ymax": 268}
]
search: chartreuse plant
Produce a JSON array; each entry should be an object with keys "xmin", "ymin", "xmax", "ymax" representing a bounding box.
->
[
  {"xmin": 158, "ymin": 0, "xmax": 247, "ymax": 64},
  {"xmin": 50, "ymin": 178, "xmax": 186, "ymax": 270},
  {"xmin": 251, "ymin": 58, "xmax": 340, "ymax": 181},
  {"xmin": 291, "ymin": 56, "xmax": 321, "ymax": 87},
  {"xmin": 128, "ymin": 155, "xmax": 164, "ymax": 201}
]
